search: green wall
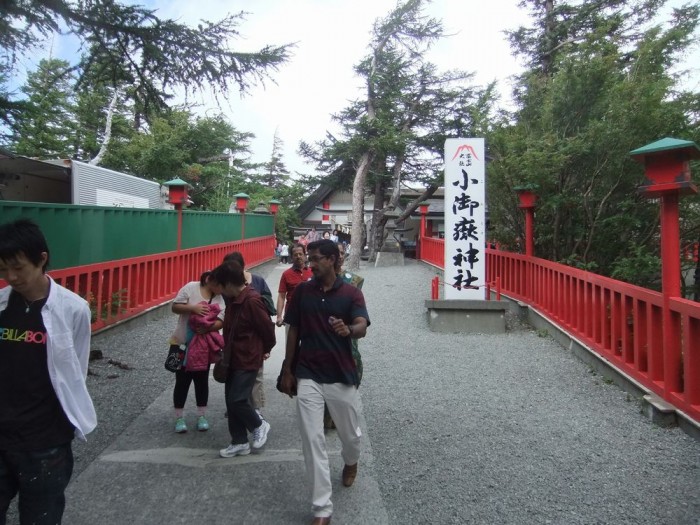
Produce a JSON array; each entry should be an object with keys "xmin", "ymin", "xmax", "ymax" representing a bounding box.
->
[{"xmin": 0, "ymin": 202, "xmax": 273, "ymax": 270}]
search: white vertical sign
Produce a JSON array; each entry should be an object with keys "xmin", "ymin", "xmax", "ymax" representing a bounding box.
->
[{"xmin": 444, "ymin": 138, "xmax": 486, "ymax": 300}]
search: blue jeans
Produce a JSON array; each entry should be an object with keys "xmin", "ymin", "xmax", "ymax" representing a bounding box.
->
[{"xmin": 0, "ymin": 442, "xmax": 73, "ymax": 525}]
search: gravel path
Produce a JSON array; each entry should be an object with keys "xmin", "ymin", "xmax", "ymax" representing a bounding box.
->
[{"xmin": 358, "ymin": 260, "xmax": 699, "ymax": 525}]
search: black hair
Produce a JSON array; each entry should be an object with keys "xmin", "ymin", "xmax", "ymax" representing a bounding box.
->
[
  {"xmin": 223, "ymin": 251, "xmax": 245, "ymax": 268},
  {"xmin": 307, "ymin": 239, "xmax": 339, "ymax": 266},
  {"xmin": 291, "ymin": 243, "xmax": 306, "ymax": 255},
  {"xmin": 199, "ymin": 271, "xmax": 212, "ymax": 286},
  {"xmin": 0, "ymin": 219, "xmax": 50, "ymax": 271},
  {"xmin": 209, "ymin": 260, "xmax": 246, "ymax": 287}
]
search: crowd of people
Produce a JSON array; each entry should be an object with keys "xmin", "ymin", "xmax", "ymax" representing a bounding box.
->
[
  {"xmin": 0, "ymin": 218, "xmax": 369, "ymax": 525},
  {"xmin": 167, "ymin": 236, "xmax": 370, "ymax": 525}
]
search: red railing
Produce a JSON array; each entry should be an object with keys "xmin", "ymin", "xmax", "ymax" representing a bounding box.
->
[
  {"xmin": 483, "ymin": 248, "xmax": 700, "ymax": 423},
  {"xmin": 420, "ymin": 236, "xmax": 444, "ymax": 268},
  {"xmin": 1, "ymin": 236, "xmax": 275, "ymax": 332},
  {"xmin": 417, "ymin": 235, "xmax": 699, "ymax": 423}
]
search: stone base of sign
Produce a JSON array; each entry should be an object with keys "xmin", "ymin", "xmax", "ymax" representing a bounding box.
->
[
  {"xmin": 374, "ymin": 251, "xmax": 405, "ymax": 267},
  {"xmin": 425, "ymin": 299, "xmax": 506, "ymax": 334}
]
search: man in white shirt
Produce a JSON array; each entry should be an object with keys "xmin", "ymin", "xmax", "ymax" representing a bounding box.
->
[{"xmin": 0, "ymin": 219, "xmax": 97, "ymax": 524}]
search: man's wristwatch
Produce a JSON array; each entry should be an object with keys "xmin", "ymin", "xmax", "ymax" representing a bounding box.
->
[{"xmin": 347, "ymin": 325, "xmax": 354, "ymax": 337}]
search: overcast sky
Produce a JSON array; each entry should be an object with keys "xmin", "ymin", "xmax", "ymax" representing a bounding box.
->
[{"xmin": 152, "ymin": 0, "xmax": 529, "ymax": 175}]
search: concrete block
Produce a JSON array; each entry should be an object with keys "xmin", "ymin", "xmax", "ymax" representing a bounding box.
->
[
  {"xmin": 374, "ymin": 251, "xmax": 405, "ymax": 267},
  {"xmin": 642, "ymin": 394, "xmax": 677, "ymax": 428},
  {"xmin": 424, "ymin": 299, "xmax": 507, "ymax": 334}
]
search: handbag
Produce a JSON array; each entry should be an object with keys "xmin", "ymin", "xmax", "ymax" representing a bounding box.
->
[
  {"xmin": 276, "ymin": 338, "xmax": 300, "ymax": 397},
  {"xmin": 164, "ymin": 344, "xmax": 185, "ymax": 372},
  {"xmin": 212, "ymin": 354, "xmax": 230, "ymax": 383},
  {"xmin": 275, "ymin": 359, "xmax": 297, "ymax": 397}
]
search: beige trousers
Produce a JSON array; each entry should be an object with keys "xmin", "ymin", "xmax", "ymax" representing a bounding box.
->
[{"xmin": 296, "ymin": 378, "xmax": 362, "ymax": 518}]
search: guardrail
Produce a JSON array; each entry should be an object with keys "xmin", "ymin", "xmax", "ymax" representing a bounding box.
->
[
  {"xmin": 1, "ymin": 236, "xmax": 275, "ymax": 332},
  {"xmin": 417, "ymin": 234, "xmax": 699, "ymax": 423},
  {"xmin": 420, "ymin": 236, "xmax": 444, "ymax": 268},
  {"xmin": 484, "ymin": 248, "xmax": 699, "ymax": 423}
]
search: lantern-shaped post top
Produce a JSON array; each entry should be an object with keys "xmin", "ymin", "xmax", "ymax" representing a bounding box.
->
[
  {"xmin": 418, "ymin": 202, "xmax": 430, "ymax": 215},
  {"xmin": 269, "ymin": 199, "xmax": 281, "ymax": 215},
  {"xmin": 630, "ymin": 137, "xmax": 699, "ymax": 197},
  {"xmin": 163, "ymin": 177, "xmax": 192, "ymax": 206},
  {"xmin": 514, "ymin": 184, "xmax": 539, "ymax": 209},
  {"xmin": 252, "ymin": 201, "xmax": 269, "ymax": 214},
  {"xmin": 233, "ymin": 192, "xmax": 250, "ymax": 212}
]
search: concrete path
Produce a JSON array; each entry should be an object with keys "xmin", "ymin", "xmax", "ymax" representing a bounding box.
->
[{"xmin": 60, "ymin": 260, "xmax": 700, "ymax": 525}]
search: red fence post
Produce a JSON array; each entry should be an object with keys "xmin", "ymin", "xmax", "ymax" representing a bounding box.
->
[
  {"xmin": 631, "ymin": 138, "xmax": 699, "ymax": 402},
  {"xmin": 431, "ymin": 276, "xmax": 439, "ymax": 300}
]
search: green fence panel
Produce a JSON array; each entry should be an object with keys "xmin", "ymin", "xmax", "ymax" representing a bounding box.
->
[
  {"xmin": 181, "ymin": 210, "xmax": 242, "ymax": 247},
  {"xmin": 244, "ymin": 213, "xmax": 275, "ymax": 239},
  {"xmin": 0, "ymin": 202, "xmax": 273, "ymax": 270}
]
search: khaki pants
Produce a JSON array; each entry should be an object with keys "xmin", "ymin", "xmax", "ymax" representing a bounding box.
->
[
  {"xmin": 250, "ymin": 366, "xmax": 264, "ymax": 410},
  {"xmin": 296, "ymin": 379, "xmax": 362, "ymax": 518}
]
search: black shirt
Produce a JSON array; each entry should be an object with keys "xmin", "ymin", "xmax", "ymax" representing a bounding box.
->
[{"xmin": 0, "ymin": 290, "xmax": 74, "ymax": 450}]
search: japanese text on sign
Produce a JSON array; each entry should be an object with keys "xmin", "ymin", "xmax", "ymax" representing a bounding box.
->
[{"xmin": 444, "ymin": 138, "xmax": 486, "ymax": 299}]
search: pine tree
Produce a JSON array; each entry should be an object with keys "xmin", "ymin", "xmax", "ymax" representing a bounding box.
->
[{"xmin": 13, "ymin": 58, "xmax": 76, "ymax": 158}]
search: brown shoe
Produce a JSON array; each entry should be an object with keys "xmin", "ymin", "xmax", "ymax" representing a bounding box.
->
[
  {"xmin": 342, "ymin": 463, "xmax": 358, "ymax": 487},
  {"xmin": 311, "ymin": 517, "xmax": 331, "ymax": 525}
]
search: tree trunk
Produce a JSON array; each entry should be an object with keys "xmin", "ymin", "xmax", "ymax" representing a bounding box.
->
[
  {"xmin": 89, "ymin": 89, "xmax": 118, "ymax": 166},
  {"xmin": 368, "ymin": 178, "xmax": 387, "ymax": 262},
  {"xmin": 347, "ymin": 151, "xmax": 373, "ymax": 271}
]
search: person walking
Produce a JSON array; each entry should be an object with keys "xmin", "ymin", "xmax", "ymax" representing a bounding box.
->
[
  {"xmin": 170, "ymin": 271, "xmax": 225, "ymax": 433},
  {"xmin": 223, "ymin": 251, "xmax": 276, "ymax": 421},
  {"xmin": 279, "ymin": 239, "xmax": 370, "ymax": 525},
  {"xmin": 323, "ymin": 241, "xmax": 365, "ymax": 430},
  {"xmin": 280, "ymin": 242, "xmax": 289, "ymax": 264},
  {"xmin": 0, "ymin": 219, "xmax": 97, "ymax": 525},
  {"xmin": 275, "ymin": 244, "xmax": 312, "ymax": 328},
  {"xmin": 209, "ymin": 261, "xmax": 276, "ymax": 458}
]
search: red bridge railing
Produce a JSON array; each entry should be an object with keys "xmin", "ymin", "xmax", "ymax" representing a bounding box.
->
[
  {"xmin": 418, "ymin": 234, "xmax": 699, "ymax": 423},
  {"xmin": 485, "ymin": 248, "xmax": 699, "ymax": 423},
  {"xmin": 1, "ymin": 236, "xmax": 275, "ymax": 332}
]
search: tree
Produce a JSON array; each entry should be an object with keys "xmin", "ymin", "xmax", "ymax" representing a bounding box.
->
[
  {"xmin": 13, "ymin": 58, "xmax": 76, "ymax": 157},
  {"xmin": 486, "ymin": 0, "xmax": 700, "ymax": 287},
  {"xmin": 112, "ymin": 110, "xmax": 257, "ymax": 209},
  {"xmin": 0, "ymin": 1, "xmax": 292, "ymax": 129},
  {"xmin": 259, "ymin": 130, "xmax": 291, "ymax": 188},
  {"xmin": 301, "ymin": 0, "xmax": 496, "ymax": 266}
]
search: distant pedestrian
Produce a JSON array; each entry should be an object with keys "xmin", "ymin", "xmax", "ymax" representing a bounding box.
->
[
  {"xmin": 170, "ymin": 271, "xmax": 225, "ymax": 433},
  {"xmin": 299, "ymin": 231, "xmax": 310, "ymax": 250},
  {"xmin": 330, "ymin": 230, "xmax": 339, "ymax": 243},
  {"xmin": 0, "ymin": 219, "xmax": 97, "ymax": 525},
  {"xmin": 279, "ymin": 239, "xmax": 370, "ymax": 524},
  {"xmin": 280, "ymin": 242, "xmax": 289, "ymax": 264},
  {"xmin": 209, "ymin": 261, "xmax": 276, "ymax": 458},
  {"xmin": 276, "ymin": 244, "xmax": 312, "ymax": 328}
]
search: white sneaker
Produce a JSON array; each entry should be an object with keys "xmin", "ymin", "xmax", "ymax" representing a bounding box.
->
[
  {"xmin": 252, "ymin": 419, "xmax": 270, "ymax": 449},
  {"xmin": 219, "ymin": 443, "xmax": 251, "ymax": 458}
]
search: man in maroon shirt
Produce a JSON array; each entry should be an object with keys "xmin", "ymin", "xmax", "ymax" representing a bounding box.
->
[{"xmin": 276, "ymin": 244, "xmax": 312, "ymax": 328}]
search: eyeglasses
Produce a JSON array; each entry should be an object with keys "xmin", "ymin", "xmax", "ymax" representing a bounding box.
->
[{"xmin": 308, "ymin": 255, "xmax": 328, "ymax": 263}]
